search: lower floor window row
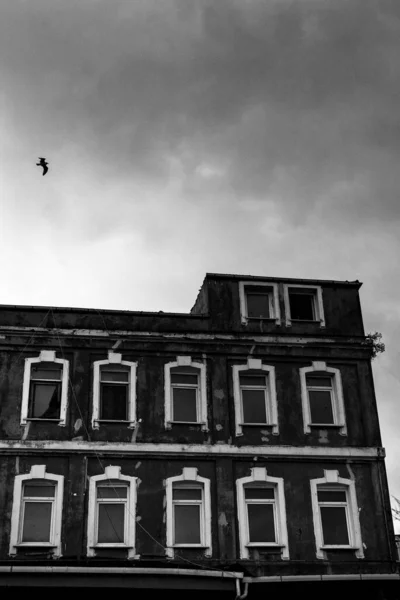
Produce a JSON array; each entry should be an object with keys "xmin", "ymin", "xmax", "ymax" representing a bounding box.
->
[{"xmin": 9, "ymin": 466, "xmax": 364, "ymax": 560}]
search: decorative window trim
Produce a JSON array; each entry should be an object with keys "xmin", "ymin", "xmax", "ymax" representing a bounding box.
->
[
  {"xmin": 232, "ymin": 358, "xmax": 278, "ymax": 436},
  {"xmin": 239, "ymin": 281, "xmax": 281, "ymax": 325},
  {"xmin": 310, "ymin": 470, "xmax": 363, "ymax": 559},
  {"xmin": 164, "ymin": 356, "xmax": 208, "ymax": 431},
  {"xmin": 92, "ymin": 351, "xmax": 137, "ymax": 429},
  {"xmin": 236, "ymin": 467, "xmax": 289, "ymax": 560},
  {"xmin": 9, "ymin": 465, "xmax": 64, "ymax": 556},
  {"xmin": 87, "ymin": 465, "xmax": 137, "ymax": 558},
  {"xmin": 283, "ymin": 284, "xmax": 325, "ymax": 327},
  {"xmin": 165, "ymin": 467, "xmax": 212, "ymax": 558},
  {"xmin": 300, "ymin": 361, "xmax": 346, "ymax": 435},
  {"xmin": 21, "ymin": 350, "xmax": 69, "ymax": 426}
]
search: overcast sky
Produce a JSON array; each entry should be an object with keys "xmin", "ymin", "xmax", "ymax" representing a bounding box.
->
[{"xmin": 1, "ymin": 0, "xmax": 400, "ymax": 529}]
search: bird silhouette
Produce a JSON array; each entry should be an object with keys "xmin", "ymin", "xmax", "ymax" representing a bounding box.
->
[{"xmin": 36, "ymin": 157, "xmax": 49, "ymax": 176}]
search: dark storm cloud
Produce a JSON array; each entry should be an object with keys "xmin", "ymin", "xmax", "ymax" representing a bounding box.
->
[{"xmin": 2, "ymin": 0, "xmax": 400, "ymax": 224}]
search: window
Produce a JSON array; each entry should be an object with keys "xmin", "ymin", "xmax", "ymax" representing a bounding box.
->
[
  {"xmin": 92, "ymin": 352, "xmax": 137, "ymax": 429},
  {"xmin": 232, "ymin": 358, "xmax": 278, "ymax": 436},
  {"xmin": 164, "ymin": 356, "xmax": 208, "ymax": 431},
  {"xmin": 300, "ymin": 362, "xmax": 346, "ymax": 435},
  {"xmin": 9, "ymin": 465, "xmax": 64, "ymax": 556},
  {"xmin": 87, "ymin": 466, "xmax": 137, "ymax": 558},
  {"xmin": 236, "ymin": 468, "xmax": 289, "ymax": 559},
  {"xmin": 239, "ymin": 281, "xmax": 280, "ymax": 325},
  {"xmin": 21, "ymin": 350, "xmax": 69, "ymax": 426},
  {"xmin": 283, "ymin": 284, "xmax": 325, "ymax": 327},
  {"xmin": 310, "ymin": 470, "xmax": 363, "ymax": 559},
  {"xmin": 165, "ymin": 467, "xmax": 211, "ymax": 558}
]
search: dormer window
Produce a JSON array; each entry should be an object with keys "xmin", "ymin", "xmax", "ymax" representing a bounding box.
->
[
  {"xmin": 284, "ymin": 285, "xmax": 325, "ymax": 327},
  {"xmin": 239, "ymin": 281, "xmax": 280, "ymax": 325}
]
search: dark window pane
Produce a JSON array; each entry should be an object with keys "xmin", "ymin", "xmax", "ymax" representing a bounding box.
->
[
  {"xmin": 101, "ymin": 370, "xmax": 129, "ymax": 383},
  {"xmin": 174, "ymin": 505, "xmax": 200, "ymax": 544},
  {"xmin": 306, "ymin": 376, "xmax": 332, "ymax": 388},
  {"xmin": 246, "ymin": 293, "xmax": 270, "ymax": 319},
  {"xmin": 318, "ymin": 490, "xmax": 347, "ymax": 503},
  {"xmin": 320, "ymin": 506, "xmax": 349, "ymax": 545},
  {"xmin": 97, "ymin": 486, "xmax": 128, "ymax": 499},
  {"xmin": 24, "ymin": 484, "xmax": 55, "ymax": 498},
  {"xmin": 245, "ymin": 487, "xmax": 274, "ymax": 500},
  {"xmin": 173, "ymin": 487, "xmax": 202, "ymax": 500},
  {"xmin": 98, "ymin": 504, "xmax": 125, "ymax": 543},
  {"xmin": 242, "ymin": 389, "xmax": 267, "ymax": 423},
  {"xmin": 31, "ymin": 365, "xmax": 62, "ymax": 380},
  {"xmin": 171, "ymin": 374, "xmax": 198, "ymax": 385},
  {"xmin": 289, "ymin": 293, "xmax": 315, "ymax": 320},
  {"xmin": 100, "ymin": 385, "xmax": 128, "ymax": 420},
  {"xmin": 172, "ymin": 387, "xmax": 197, "ymax": 422},
  {"xmin": 22, "ymin": 502, "xmax": 52, "ymax": 542},
  {"xmin": 309, "ymin": 390, "xmax": 334, "ymax": 424},
  {"xmin": 247, "ymin": 504, "xmax": 275, "ymax": 543},
  {"xmin": 29, "ymin": 383, "xmax": 61, "ymax": 419},
  {"xmin": 239, "ymin": 374, "xmax": 266, "ymax": 387}
]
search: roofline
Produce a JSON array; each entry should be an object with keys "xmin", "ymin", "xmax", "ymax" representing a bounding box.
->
[
  {"xmin": 205, "ymin": 273, "xmax": 363, "ymax": 288},
  {"xmin": 0, "ymin": 304, "xmax": 205, "ymax": 317}
]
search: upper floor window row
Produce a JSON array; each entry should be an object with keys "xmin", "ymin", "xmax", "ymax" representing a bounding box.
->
[
  {"xmin": 20, "ymin": 354, "xmax": 346, "ymax": 435},
  {"xmin": 8, "ymin": 466, "xmax": 363, "ymax": 561},
  {"xmin": 239, "ymin": 281, "xmax": 325, "ymax": 327}
]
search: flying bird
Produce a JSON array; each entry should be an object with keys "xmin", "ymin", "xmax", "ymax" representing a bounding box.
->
[{"xmin": 36, "ymin": 157, "xmax": 49, "ymax": 176}]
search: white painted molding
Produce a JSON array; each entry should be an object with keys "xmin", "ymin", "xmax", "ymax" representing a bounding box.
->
[
  {"xmin": 236, "ymin": 467, "xmax": 289, "ymax": 560},
  {"xmin": 165, "ymin": 467, "xmax": 212, "ymax": 558},
  {"xmin": 299, "ymin": 362, "xmax": 347, "ymax": 435},
  {"xmin": 310, "ymin": 470, "xmax": 364, "ymax": 560},
  {"xmin": 239, "ymin": 281, "xmax": 280, "ymax": 325},
  {"xmin": 9, "ymin": 465, "xmax": 64, "ymax": 556},
  {"xmin": 21, "ymin": 350, "xmax": 69, "ymax": 427},
  {"xmin": 92, "ymin": 352, "xmax": 137, "ymax": 430},
  {"xmin": 0, "ymin": 440, "xmax": 382, "ymax": 459},
  {"xmin": 164, "ymin": 357, "xmax": 208, "ymax": 431},
  {"xmin": 87, "ymin": 466, "xmax": 137, "ymax": 558},
  {"xmin": 232, "ymin": 361, "xmax": 278, "ymax": 436},
  {"xmin": 283, "ymin": 284, "xmax": 325, "ymax": 328}
]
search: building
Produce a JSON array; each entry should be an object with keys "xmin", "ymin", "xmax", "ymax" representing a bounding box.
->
[{"xmin": 0, "ymin": 273, "xmax": 398, "ymax": 598}]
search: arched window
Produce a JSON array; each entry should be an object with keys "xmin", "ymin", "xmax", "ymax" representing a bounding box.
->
[
  {"xmin": 164, "ymin": 356, "xmax": 208, "ymax": 431},
  {"xmin": 21, "ymin": 350, "xmax": 69, "ymax": 426},
  {"xmin": 92, "ymin": 351, "xmax": 137, "ymax": 429}
]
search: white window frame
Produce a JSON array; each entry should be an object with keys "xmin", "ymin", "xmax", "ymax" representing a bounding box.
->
[
  {"xmin": 21, "ymin": 350, "xmax": 69, "ymax": 426},
  {"xmin": 239, "ymin": 281, "xmax": 280, "ymax": 325},
  {"xmin": 9, "ymin": 465, "xmax": 64, "ymax": 556},
  {"xmin": 87, "ymin": 466, "xmax": 137, "ymax": 558},
  {"xmin": 233, "ymin": 358, "xmax": 278, "ymax": 436},
  {"xmin": 165, "ymin": 467, "xmax": 211, "ymax": 558},
  {"xmin": 92, "ymin": 351, "xmax": 137, "ymax": 429},
  {"xmin": 310, "ymin": 470, "xmax": 363, "ymax": 559},
  {"xmin": 164, "ymin": 356, "xmax": 208, "ymax": 431},
  {"xmin": 283, "ymin": 284, "xmax": 325, "ymax": 327},
  {"xmin": 300, "ymin": 361, "xmax": 346, "ymax": 435},
  {"xmin": 236, "ymin": 467, "xmax": 289, "ymax": 560}
]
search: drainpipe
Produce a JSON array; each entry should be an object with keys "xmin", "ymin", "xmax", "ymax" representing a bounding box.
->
[{"xmin": 235, "ymin": 581, "xmax": 249, "ymax": 600}]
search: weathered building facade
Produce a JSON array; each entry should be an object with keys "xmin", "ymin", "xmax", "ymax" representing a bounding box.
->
[{"xmin": 0, "ymin": 273, "xmax": 398, "ymax": 598}]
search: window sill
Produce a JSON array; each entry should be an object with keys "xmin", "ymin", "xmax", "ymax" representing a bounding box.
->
[
  {"xmin": 25, "ymin": 418, "xmax": 62, "ymax": 422},
  {"xmin": 240, "ymin": 423, "xmax": 276, "ymax": 427},
  {"xmin": 91, "ymin": 545, "xmax": 132, "ymax": 549},
  {"xmin": 309, "ymin": 424, "xmax": 344, "ymax": 429},
  {"xmin": 287, "ymin": 319, "xmax": 323, "ymax": 325},
  {"xmin": 14, "ymin": 543, "xmax": 58, "ymax": 548},
  {"xmin": 168, "ymin": 421, "xmax": 204, "ymax": 426},
  {"xmin": 96, "ymin": 420, "xmax": 132, "ymax": 424},
  {"xmin": 321, "ymin": 545, "xmax": 359, "ymax": 551},
  {"xmin": 246, "ymin": 543, "xmax": 285, "ymax": 548},
  {"xmin": 172, "ymin": 544, "xmax": 208, "ymax": 548}
]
